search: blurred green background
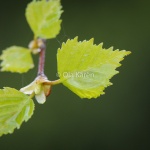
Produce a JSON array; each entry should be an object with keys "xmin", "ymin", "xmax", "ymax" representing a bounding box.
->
[{"xmin": 0, "ymin": 0, "xmax": 150, "ymax": 150}]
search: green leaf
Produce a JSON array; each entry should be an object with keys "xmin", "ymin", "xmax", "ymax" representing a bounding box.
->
[
  {"xmin": 57, "ymin": 37, "xmax": 131, "ymax": 98},
  {"xmin": 0, "ymin": 87, "xmax": 34, "ymax": 137},
  {"xmin": 0, "ymin": 46, "xmax": 34, "ymax": 73},
  {"xmin": 26, "ymin": 0, "xmax": 63, "ymax": 39}
]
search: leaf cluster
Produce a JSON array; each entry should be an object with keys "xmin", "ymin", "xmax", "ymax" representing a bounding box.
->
[{"xmin": 0, "ymin": 0, "xmax": 131, "ymax": 137}]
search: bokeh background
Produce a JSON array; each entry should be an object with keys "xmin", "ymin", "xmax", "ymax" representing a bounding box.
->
[{"xmin": 0, "ymin": 0, "xmax": 150, "ymax": 150}]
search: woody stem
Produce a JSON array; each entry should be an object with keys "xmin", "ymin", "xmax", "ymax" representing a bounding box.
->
[{"xmin": 37, "ymin": 39, "xmax": 46, "ymax": 76}]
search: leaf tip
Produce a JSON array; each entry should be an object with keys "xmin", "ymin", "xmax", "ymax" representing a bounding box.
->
[
  {"xmin": 74, "ymin": 36, "xmax": 78, "ymax": 41},
  {"xmin": 98, "ymin": 42, "xmax": 103, "ymax": 48},
  {"xmin": 126, "ymin": 50, "xmax": 131, "ymax": 55},
  {"xmin": 108, "ymin": 46, "xmax": 114, "ymax": 51},
  {"xmin": 89, "ymin": 38, "xmax": 94, "ymax": 44}
]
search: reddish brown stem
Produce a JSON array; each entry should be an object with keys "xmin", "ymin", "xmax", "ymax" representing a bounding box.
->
[{"xmin": 37, "ymin": 39, "xmax": 46, "ymax": 76}]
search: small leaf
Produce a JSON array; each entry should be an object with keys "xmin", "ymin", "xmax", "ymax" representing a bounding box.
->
[
  {"xmin": 0, "ymin": 87, "xmax": 34, "ymax": 137},
  {"xmin": 57, "ymin": 37, "xmax": 131, "ymax": 98},
  {"xmin": 26, "ymin": 0, "xmax": 63, "ymax": 39},
  {"xmin": 0, "ymin": 46, "xmax": 34, "ymax": 73}
]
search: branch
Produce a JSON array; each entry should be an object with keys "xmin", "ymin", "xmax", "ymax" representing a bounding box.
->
[
  {"xmin": 37, "ymin": 39, "xmax": 46, "ymax": 76},
  {"xmin": 28, "ymin": 37, "xmax": 61, "ymax": 86}
]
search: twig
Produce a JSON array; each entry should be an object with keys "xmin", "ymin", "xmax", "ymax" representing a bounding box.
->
[{"xmin": 37, "ymin": 39, "xmax": 46, "ymax": 76}]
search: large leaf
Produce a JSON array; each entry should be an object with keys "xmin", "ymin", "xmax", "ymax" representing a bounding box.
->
[
  {"xmin": 0, "ymin": 46, "xmax": 34, "ymax": 73},
  {"xmin": 0, "ymin": 87, "xmax": 34, "ymax": 137},
  {"xmin": 57, "ymin": 37, "xmax": 131, "ymax": 98},
  {"xmin": 26, "ymin": 0, "xmax": 63, "ymax": 39}
]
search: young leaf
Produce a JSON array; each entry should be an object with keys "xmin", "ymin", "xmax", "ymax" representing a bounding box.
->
[
  {"xmin": 57, "ymin": 37, "xmax": 131, "ymax": 98},
  {"xmin": 0, "ymin": 46, "xmax": 34, "ymax": 73},
  {"xmin": 0, "ymin": 87, "xmax": 34, "ymax": 137},
  {"xmin": 26, "ymin": 0, "xmax": 63, "ymax": 39}
]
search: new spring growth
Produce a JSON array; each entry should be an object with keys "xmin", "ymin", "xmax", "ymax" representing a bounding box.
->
[{"xmin": 20, "ymin": 75, "xmax": 51, "ymax": 104}]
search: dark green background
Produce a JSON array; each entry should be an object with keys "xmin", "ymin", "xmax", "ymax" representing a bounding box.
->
[{"xmin": 0, "ymin": 0, "xmax": 149, "ymax": 150}]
